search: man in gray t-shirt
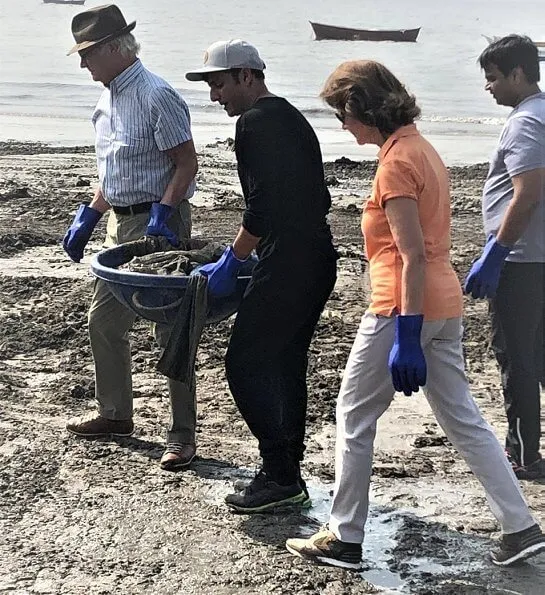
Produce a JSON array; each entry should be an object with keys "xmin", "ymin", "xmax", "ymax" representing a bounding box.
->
[
  {"xmin": 465, "ymin": 35, "xmax": 545, "ymax": 481},
  {"xmin": 482, "ymin": 95, "xmax": 545, "ymax": 261}
]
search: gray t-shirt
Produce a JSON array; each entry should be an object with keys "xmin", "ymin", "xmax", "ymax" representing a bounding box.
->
[{"xmin": 483, "ymin": 92, "xmax": 545, "ymax": 263}]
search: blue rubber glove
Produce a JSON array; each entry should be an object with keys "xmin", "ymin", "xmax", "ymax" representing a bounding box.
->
[
  {"xmin": 63, "ymin": 203, "xmax": 102, "ymax": 263},
  {"xmin": 196, "ymin": 246, "xmax": 246, "ymax": 298},
  {"xmin": 146, "ymin": 202, "xmax": 179, "ymax": 247},
  {"xmin": 388, "ymin": 314, "xmax": 427, "ymax": 396},
  {"xmin": 464, "ymin": 235, "xmax": 511, "ymax": 299}
]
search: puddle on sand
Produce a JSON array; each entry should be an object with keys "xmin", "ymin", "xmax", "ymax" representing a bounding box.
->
[
  {"xmin": 201, "ymin": 472, "xmax": 408, "ymax": 591},
  {"xmin": 193, "ymin": 468, "xmax": 492, "ymax": 593},
  {"xmin": 303, "ymin": 481, "xmax": 405, "ymax": 591},
  {"xmin": 302, "ymin": 480, "xmax": 487, "ymax": 593}
]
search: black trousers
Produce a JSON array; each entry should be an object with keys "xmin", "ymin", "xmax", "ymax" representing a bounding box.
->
[
  {"xmin": 490, "ymin": 262, "xmax": 545, "ymax": 466},
  {"xmin": 225, "ymin": 244, "xmax": 337, "ymax": 485}
]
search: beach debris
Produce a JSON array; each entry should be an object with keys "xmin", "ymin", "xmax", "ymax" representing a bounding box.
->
[
  {"xmin": 0, "ymin": 186, "xmax": 30, "ymax": 200},
  {"xmin": 413, "ymin": 435, "xmax": 449, "ymax": 448},
  {"xmin": 121, "ymin": 236, "xmax": 226, "ymax": 276}
]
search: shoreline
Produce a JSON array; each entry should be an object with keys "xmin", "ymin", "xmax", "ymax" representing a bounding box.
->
[
  {"xmin": 0, "ymin": 139, "xmax": 491, "ymax": 171},
  {"xmin": 0, "ymin": 139, "xmax": 489, "ymax": 217}
]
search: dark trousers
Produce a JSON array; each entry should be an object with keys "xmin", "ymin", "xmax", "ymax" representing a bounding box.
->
[
  {"xmin": 225, "ymin": 246, "xmax": 337, "ymax": 485},
  {"xmin": 490, "ymin": 262, "xmax": 545, "ymax": 466}
]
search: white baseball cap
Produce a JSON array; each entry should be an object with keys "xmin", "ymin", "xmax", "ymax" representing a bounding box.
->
[{"xmin": 185, "ymin": 39, "xmax": 266, "ymax": 81}]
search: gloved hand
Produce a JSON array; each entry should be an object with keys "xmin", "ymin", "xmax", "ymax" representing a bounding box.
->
[
  {"xmin": 464, "ymin": 235, "xmax": 511, "ymax": 299},
  {"xmin": 145, "ymin": 202, "xmax": 179, "ymax": 247},
  {"xmin": 63, "ymin": 203, "xmax": 103, "ymax": 263},
  {"xmin": 388, "ymin": 314, "xmax": 427, "ymax": 396},
  {"xmin": 196, "ymin": 246, "xmax": 246, "ymax": 298}
]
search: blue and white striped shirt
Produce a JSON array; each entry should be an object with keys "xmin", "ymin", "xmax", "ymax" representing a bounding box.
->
[{"xmin": 92, "ymin": 59, "xmax": 195, "ymax": 207}]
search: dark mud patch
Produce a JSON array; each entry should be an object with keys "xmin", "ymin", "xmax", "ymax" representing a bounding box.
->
[
  {"xmin": 0, "ymin": 231, "xmax": 59, "ymax": 256},
  {"xmin": 0, "ymin": 141, "xmax": 94, "ymax": 156},
  {"xmin": 0, "ymin": 276, "xmax": 90, "ymax": 359}
]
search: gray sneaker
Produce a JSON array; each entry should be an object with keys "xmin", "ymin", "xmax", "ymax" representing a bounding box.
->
[
  {"xmin": 490, "ymin": 523, "xmax": 545, "ymax": 566},
  {"xmin": 286, "ymin": 527, "xmax": 363, "ymax": 571}
]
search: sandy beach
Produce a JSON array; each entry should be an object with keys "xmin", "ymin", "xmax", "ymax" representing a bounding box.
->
[{"xmin": 0, "ymin": 140, "xmax": 543, "ymax": 594}]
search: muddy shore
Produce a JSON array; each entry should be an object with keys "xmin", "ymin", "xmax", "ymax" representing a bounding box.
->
[{"xmin": 0, "ymin": 140, "xmax": 543, "ymax": 595}]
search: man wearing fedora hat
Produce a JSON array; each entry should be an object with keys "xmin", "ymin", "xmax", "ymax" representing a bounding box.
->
[
  {"xmin": 186, "ymin": 40, "xmax": 338, "ymax": 512},
  {"xmin": 64, "ymin": 4, "xmax": 199, "ymax": 471}
]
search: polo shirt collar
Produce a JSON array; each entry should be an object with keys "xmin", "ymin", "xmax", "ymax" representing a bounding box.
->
[
  {"xmin": 378, "ymin": 124, "xmax": 419, "ymax": 160},
  {"xmin": 109, "ymin": 59, "xmax": 143, "ymax": 93}
]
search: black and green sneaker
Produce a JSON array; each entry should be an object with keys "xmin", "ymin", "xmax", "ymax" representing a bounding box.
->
[
  {"xmin": 286, "ymin": 527, "xmax": 363, "ymax": 571},
  {"xmin": 225, "ymin": 470, "xmax": 306, "ymax": 513},
  {"xmin": 298, "ymin": 475, "xmax": 312, "ymax": 509},
  {"xmin": 233, "ymin": 470, "xmax": 312, "ymax": 509},
  {"xmin": 490, "ymin": 523, "xmax": 545, "ymax": 566}
]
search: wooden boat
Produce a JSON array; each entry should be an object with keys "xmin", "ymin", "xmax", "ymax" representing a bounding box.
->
[
  {"xmin": 310, "ymin": 21, "xmax": 420, "ymax": 42},
  {"xmin": 43, "ymin": 0, "xmax": 86, "ymax": 5}
]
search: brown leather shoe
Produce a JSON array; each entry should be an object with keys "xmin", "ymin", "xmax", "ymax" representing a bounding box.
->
[
  {"xmin": 160, "ymin": 443, "xmax": 196, "ymax": 470},
  {"xmin": 66, "ymin": 413, "xmax": 134, "ymax": 437}
]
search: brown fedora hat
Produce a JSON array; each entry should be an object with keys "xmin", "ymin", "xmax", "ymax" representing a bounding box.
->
[{"xmin": 67, "ymin": 4, "xmax": 136, "ymax": 56}]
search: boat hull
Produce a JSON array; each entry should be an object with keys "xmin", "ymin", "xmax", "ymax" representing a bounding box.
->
[
  {"xmin": 43, "ymin": 0, "xmax": 86, "ymax": 5},
  {"xmin": 310, "ymin": 21, "xmax": 420, "ymax": 42}
]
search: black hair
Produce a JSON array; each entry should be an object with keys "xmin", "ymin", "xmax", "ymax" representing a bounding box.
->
[
  {"xmin": 229, "ymin": 68, "xmax": 265, "ymax": 82},
  {"xmin": 479, "ymin": 35, "xmax": 540, "ymax": 83}
]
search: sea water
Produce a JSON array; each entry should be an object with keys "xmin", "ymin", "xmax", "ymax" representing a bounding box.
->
[{"xmin": 1, "ymin": 0, "xmax": 544, "ymax": 164}]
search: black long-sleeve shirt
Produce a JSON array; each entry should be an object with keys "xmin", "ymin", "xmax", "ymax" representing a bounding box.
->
[{"xmin": 235, "ymin": 96, "xmax": 333, "ymax": 259}]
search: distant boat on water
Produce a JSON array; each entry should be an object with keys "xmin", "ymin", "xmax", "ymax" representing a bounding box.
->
[
  {"xmin": 310, "ymin": 21, "xmax": 420, "ymax": 42},
  {"xmin": 482, "ymin": 35, "xmax": 545, "ymax": 61},
  {"xmin": 43, "ymin": 0, "xmax": 86, "ymax": 5}
]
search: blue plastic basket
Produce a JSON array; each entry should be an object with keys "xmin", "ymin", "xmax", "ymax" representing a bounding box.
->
[{"xmin": 90, "ymin": 244, "xmax": 253, "ymax": 325}]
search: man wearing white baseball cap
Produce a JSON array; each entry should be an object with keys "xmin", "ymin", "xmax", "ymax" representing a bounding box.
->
[
  {"xmin": 185, "ymin": 39, "xmax": 266, "ymax": 81},
  {"xmin": 186, "ymin": 40, "xmax": 338, "ymax": 513}
]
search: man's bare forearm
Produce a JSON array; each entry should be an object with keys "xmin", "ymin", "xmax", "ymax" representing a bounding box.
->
[
  {"xmin": 497, "ymin": 194, "xmax": 540, "ymax": 246},
  {"xmin": 497, "ymin": 168, "xmax": 545, "ymax": 246},
  {"xmin": 162, "ymin": 141, "xmax": 198, "ymax": 207},
  {"xmin": 232, "ymin": 226, "xmax": 260, "ymax": 260},
  {"xmin": 89, "ymin": 187, "xmax": 110, "ymax": 214},
  {"xmin": 161, "ymin": 161, "xmax": 197, "ymax": 207}
]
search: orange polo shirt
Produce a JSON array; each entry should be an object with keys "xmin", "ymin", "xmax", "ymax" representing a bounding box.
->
[{"xmin": 361, "ymin": 124, "xmax": 463, "ymax": 320}]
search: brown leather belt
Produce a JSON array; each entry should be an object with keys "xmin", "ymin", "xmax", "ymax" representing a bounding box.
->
[{"xmin": 111, "ymin": 201, "xmax": 154, "ymax": 215}]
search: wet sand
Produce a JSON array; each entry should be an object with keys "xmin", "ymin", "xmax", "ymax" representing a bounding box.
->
[{"xmin": 0, "ymin": 141, "xmax": 543, "ymax": 594}]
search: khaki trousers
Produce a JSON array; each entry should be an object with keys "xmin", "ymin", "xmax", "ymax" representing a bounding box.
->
[
  {"xmin": 329, "ymin": 313, "xmax": 536, "ymax": 544},
  {"xmin": 88, "ymin": 201, "xmax": 196, "ymax": 444}
]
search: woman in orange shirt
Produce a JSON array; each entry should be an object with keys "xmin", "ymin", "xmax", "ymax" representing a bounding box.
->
[{"xmin": 286, "ymin": 61, "xmax": 544, "ymax": 569}]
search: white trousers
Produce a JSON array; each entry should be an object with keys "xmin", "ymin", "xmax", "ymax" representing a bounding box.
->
[{"xmin": 329, "ymin": 313, "xmax": 536, "ymax": 544}]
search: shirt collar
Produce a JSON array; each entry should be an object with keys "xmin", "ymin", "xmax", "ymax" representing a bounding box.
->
[
  {"xmin": 512, "ymin": 91, "xmax": 545, "ymax": 113},
  {"xmin": 378, "ymin": 124, "xmax": 419, "ymax": 161},
  {"xmin": 109, "ymin": 59, "xmax": 143, "ymax": 93}
]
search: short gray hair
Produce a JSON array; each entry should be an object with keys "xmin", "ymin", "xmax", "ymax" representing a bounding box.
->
[{"xmin": 106, "ymin": 33, "xmax": 140, "ymax": 59}]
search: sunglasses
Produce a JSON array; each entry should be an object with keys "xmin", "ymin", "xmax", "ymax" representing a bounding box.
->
[
  {"xmin": 79, "ymin": 43, "xmax": 104, "ymax": 61},
  {"xmin": 335, "ymin": 112, "xmax": 346, "ymax": 124}
]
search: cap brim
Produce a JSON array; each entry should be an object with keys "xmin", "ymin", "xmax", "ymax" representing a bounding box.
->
[
  {"xmin": 185, "ymin": 66, "xmax": 230, "ymax": 82},
  {"xmin": 67, "ymin": 20, "xmax": 136, "ymax": 56}
]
